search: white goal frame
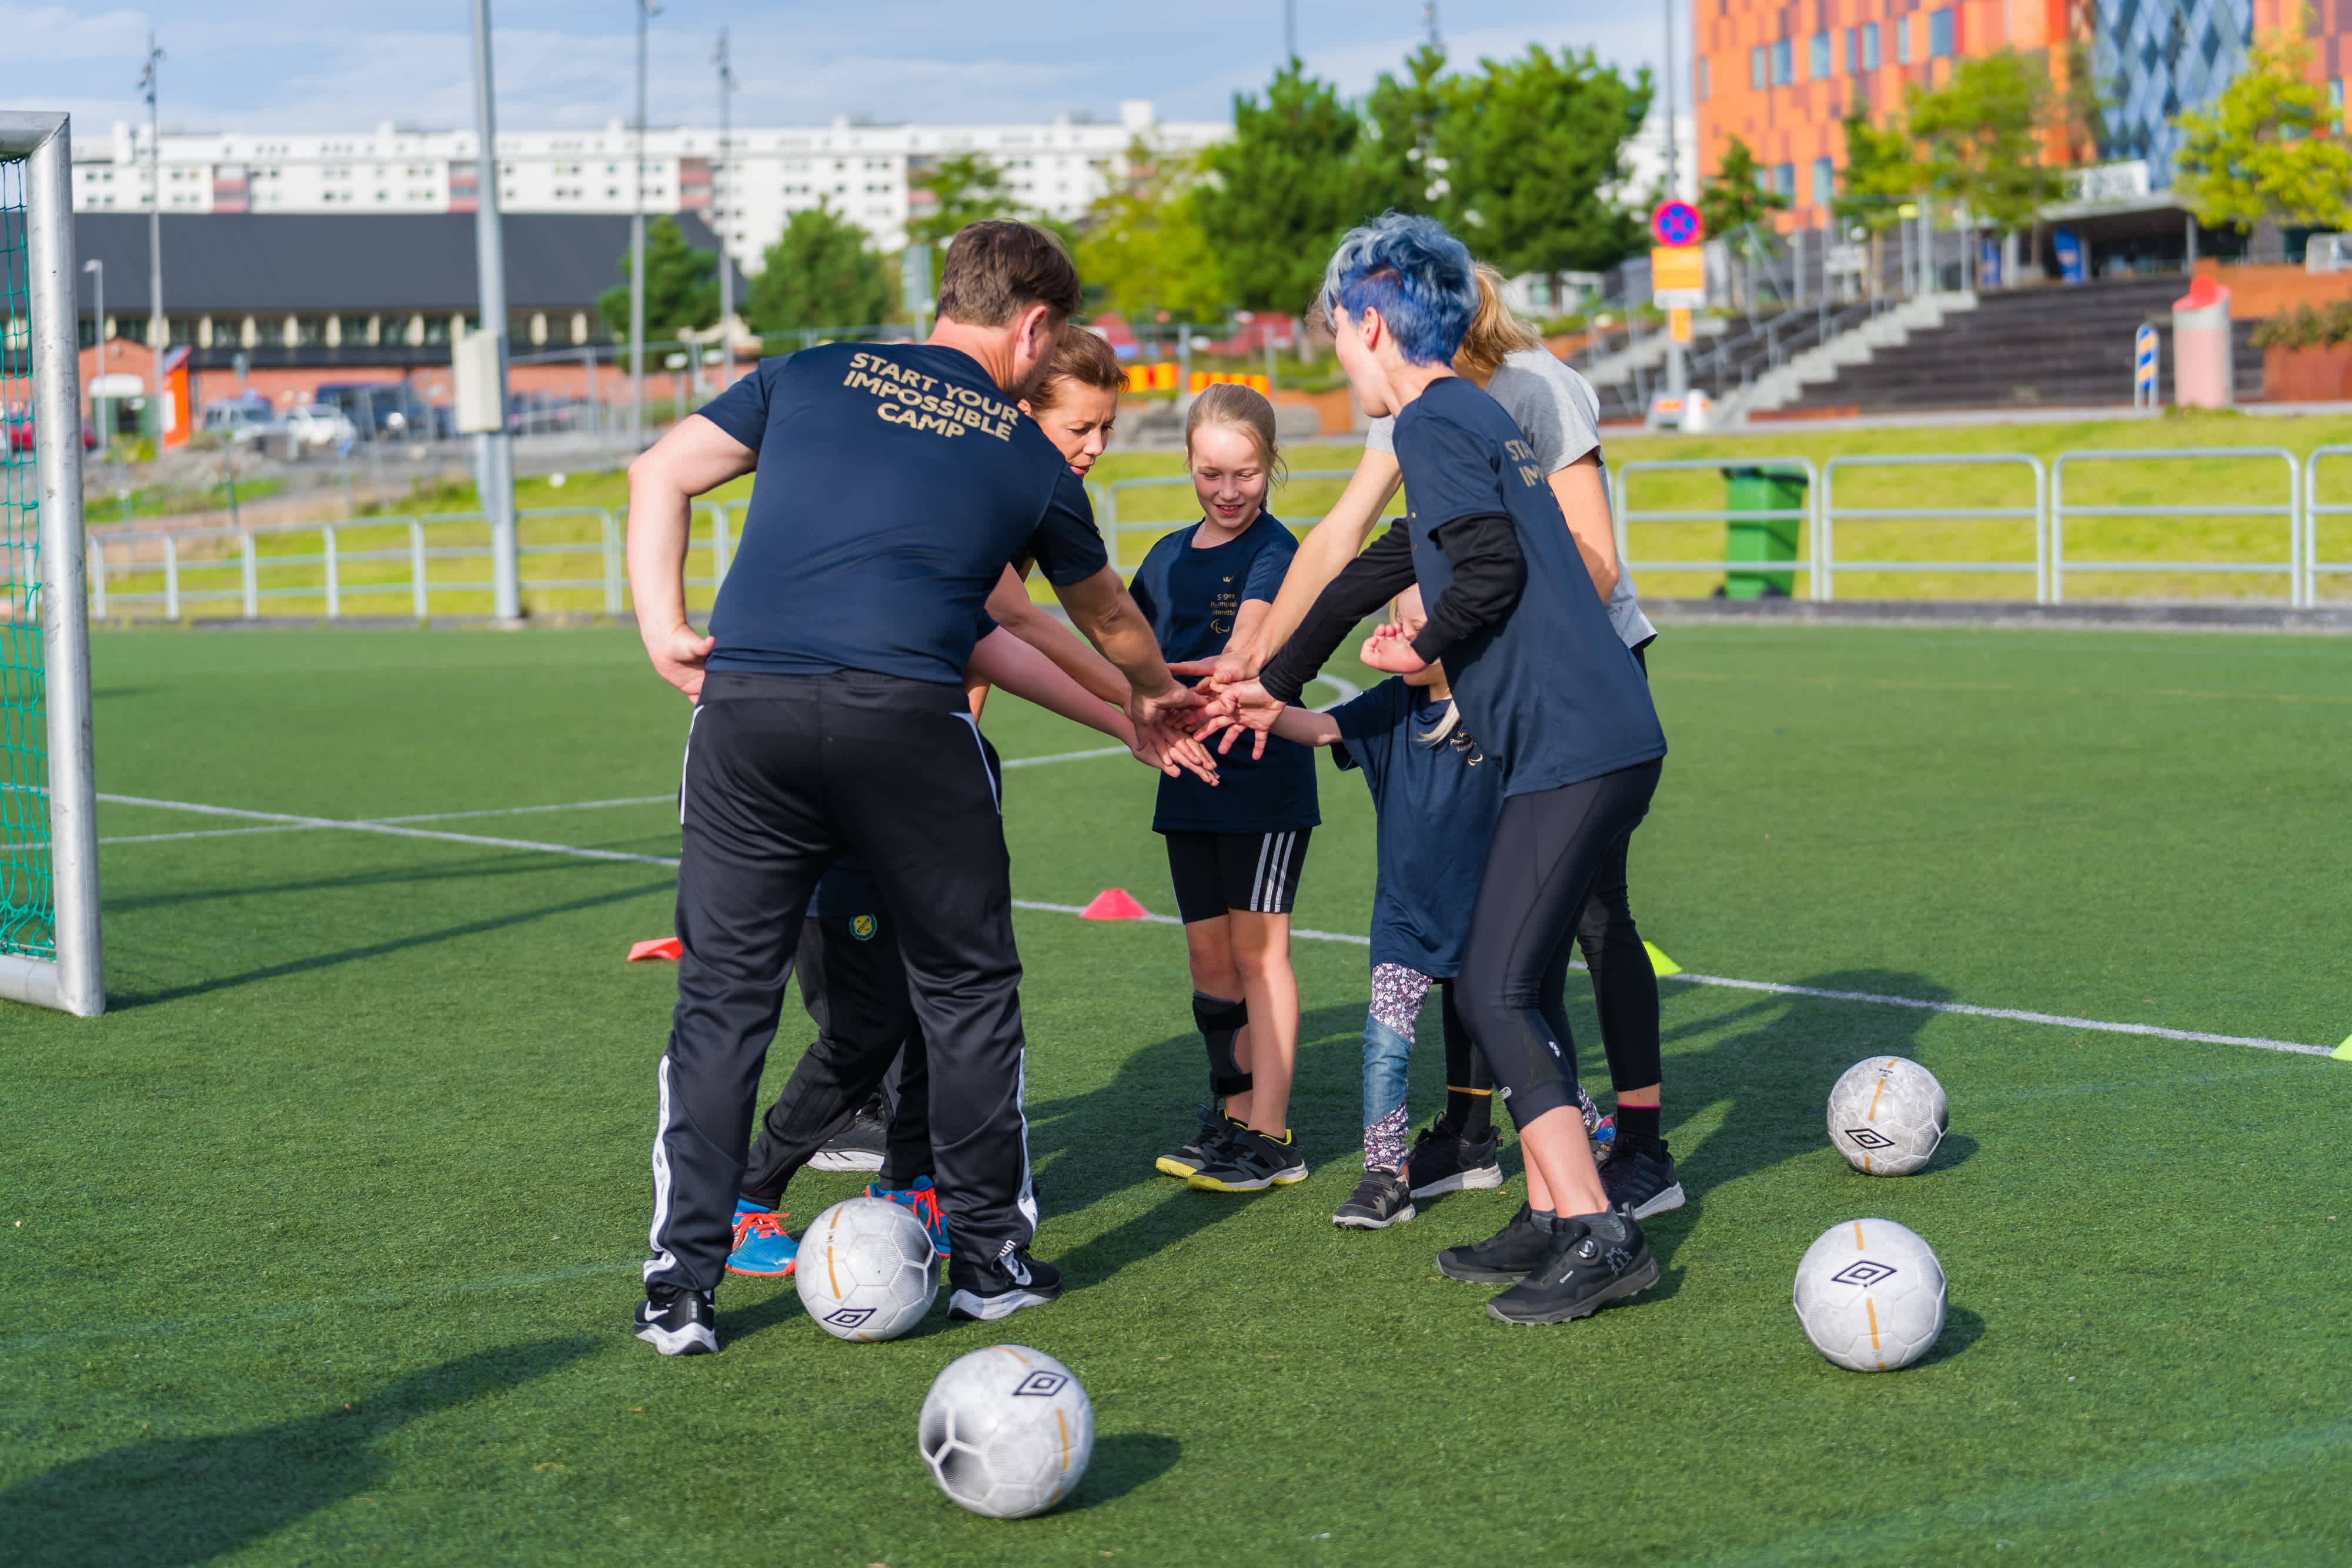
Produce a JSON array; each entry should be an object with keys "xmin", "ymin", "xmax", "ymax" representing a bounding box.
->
[{"xmin": 0, "ymin": 111, "xmax": 102, "ymax": 1016}]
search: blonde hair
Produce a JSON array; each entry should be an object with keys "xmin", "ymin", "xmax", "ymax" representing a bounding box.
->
[
  {"xmin": 1184, "ymin": 382, "xmax": 1287, "ymax": 489},
  {"xmin": 1027, "ymin": 325, "xmax": 1125, "ymax": 413},
  {"xmin": 1454, "ymin": 263, "xmax": 1542, "ymax": 381},
  {"xmin": 1416, "ymin": 700, "xmax": 1462, "ymax": 747}
]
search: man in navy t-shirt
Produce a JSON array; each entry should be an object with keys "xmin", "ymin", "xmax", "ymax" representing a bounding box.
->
[{"xmin": 619, "ymin": 221, "xmax": 1200, "ymax": 1354}]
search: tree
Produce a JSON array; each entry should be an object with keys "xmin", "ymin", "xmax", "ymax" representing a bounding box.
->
[
  {"xmin": 1831, "ymin": 109, "xmax": 1923, "ymax": 232},
  {"xmin": 907, "ymin": 152, "xmax": 1024, "ymax": 249},
  {"xmin": 744, "ymin": 203, "xmax": 896, "ymax": 332},
  {"xmin": 1075, "ymin": 138, "xmax": 1228, "ymax": 320},
  {"xmin": 1426, "ymin": 44, "xmax": 1651, "ymax": 275},
  {"xmin": 1906, "ymin": 48, "xmax": 2063, "ymax": 233},
  {"xmin": 1698, "ymin": 135, "xmax": 1789, "ymax": 235},
  {"xmin": 597, "ymin": 215, "xmax": 719, "ymax": 342},
  {"xmin": 2175, "ymin": 24, "xmax": 2352, "ymax": 233},
  {"xmin": 1358, "ymin": 44, "xmax": 1451, "ymax": 215},
  {"xmin": 1197, "ymin": 63, "xmax": 1374, "ymax": 313}
]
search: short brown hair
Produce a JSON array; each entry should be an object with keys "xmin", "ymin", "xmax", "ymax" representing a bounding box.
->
[
  {"xmin": 935, "ymin": 220, "xmax": 1083, "ymax": 327},
  {"xmin": 1455, "ymin": 263, "xmax": 1542, "ymax": 380},
  {"xmin": 1027, "ymin": 326, "xmax": 1125, "ymax": 412},
  {"xmin": 1184, "ymin": 382, "xmax": 1287, "ymax": 489}
]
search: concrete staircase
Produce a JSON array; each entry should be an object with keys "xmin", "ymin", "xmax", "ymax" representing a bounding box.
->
[{"xmin": 1726, "ymin": 293, "xmax": 1976, "ymax": 421}]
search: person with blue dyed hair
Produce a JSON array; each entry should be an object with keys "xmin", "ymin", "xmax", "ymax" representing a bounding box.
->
[{"xmin": 1198, "ymin": 212, "xmax": 1670, "ymax": 1326}]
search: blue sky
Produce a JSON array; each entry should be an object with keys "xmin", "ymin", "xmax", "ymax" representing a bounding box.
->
[{"xmin": 4, "ymin": 0, "xmax": 1678, "ymax": 135}]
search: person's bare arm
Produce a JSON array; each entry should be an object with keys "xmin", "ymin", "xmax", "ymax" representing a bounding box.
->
[
  {"xmin": 626, "ymin": 414, "xmax": 757, "ymax": 698},
  {"xmin": 1212, "ymin": 449, "xmax": 1403, "ymax": 685},
  {"xmin": 1051, "ymin": 565, "xmax": 1202, "ymax": 738},
  {"xmin": 1269, "ymin": 705, "xmax": 1343, "ymax": 747},
  {"xmin": 985, "ymin": 565, "xmax": 1132, "ymax": 709},
  {"xmin": 1551, "ymin": 454, "xmax": 1619, "ymax": 599},
  {"xmin": 966, "ymin": 627, "xmax": 1217, "ymax": 784}
]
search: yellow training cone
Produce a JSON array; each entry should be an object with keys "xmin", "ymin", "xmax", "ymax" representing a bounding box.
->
[
  {"xmin": 2333, "ymin": 1034, "xmax": 2352, "ymax": 1062},
  {"xmin": 1645, "ymin": 941, "xmax": 1684, "ymax": 977}
]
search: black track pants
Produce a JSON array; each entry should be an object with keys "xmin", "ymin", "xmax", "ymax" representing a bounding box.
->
[
  {"xmin": 1456, "ymin": 760, "xmax": 1663, "ymax": 1129},
  {"xmin": 739, "ymin": 911, "xmax": 933, "ymax": 1203},
  {"xmin": 1573, "ymin": 641, "xmax": 1662, "ymax": 1095},
  {"xmin": 646, "ymin": 670, "xmax": 1033, "ymax": 1295}
]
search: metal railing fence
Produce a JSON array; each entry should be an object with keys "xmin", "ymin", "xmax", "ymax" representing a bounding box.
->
[
  {"xmin": 1095, "ymin": 471, "xmax": 1361, "ymax": 570},
  {"xmin": 2299, "ymin": 447, "xmax": 2352, "ymax": 604},
  {"xmin": 2049, "ymin": 449, "xmax": 2303, "ymax": 607},
  {"xmin": 1819, "ymin": 454, "xmax": 2047, "ymax": 601},
  {"xmin": 1612, "ymin": 458, "xmax": 1826, "ymax": 601}
]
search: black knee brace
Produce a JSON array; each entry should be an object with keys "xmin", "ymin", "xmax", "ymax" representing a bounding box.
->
[{"xmin": 1192, "ymin": 992, "xmax": 1252, "ymax": 1098}]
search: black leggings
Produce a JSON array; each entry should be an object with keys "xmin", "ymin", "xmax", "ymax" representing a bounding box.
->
[{"xmin": 1456, "ymin": 759, "xmax": 1663, "ymax": 1129}]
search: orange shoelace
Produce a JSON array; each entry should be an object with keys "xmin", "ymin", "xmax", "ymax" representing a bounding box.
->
[{"xmin": 731, "ymin": 1210, "xmax": 792, "ymax": 1249}]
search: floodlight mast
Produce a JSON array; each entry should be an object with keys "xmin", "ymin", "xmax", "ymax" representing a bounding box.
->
[
  {"xmin": 470, "ymin": 0, "xmax": 521, "ymax": 621},
  {"xmin": 139, "ymin": 35, "xmax": 164, "ymax": 435},
  {"xmin": 714, "ymin": 28, "xmax": 735, "ymax": 387},
  {"xmin": 631, "ymin": 0, "xmax": 661, "ymax": 452},
  {"xmin": 1663, "ymin": 0, "xmax": 1688, "ymax": 401}
]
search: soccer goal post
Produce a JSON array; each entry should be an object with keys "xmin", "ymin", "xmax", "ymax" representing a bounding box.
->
[{"xmin": 0, "ymin": 112, "xmax": 102, "ymax": 1017}]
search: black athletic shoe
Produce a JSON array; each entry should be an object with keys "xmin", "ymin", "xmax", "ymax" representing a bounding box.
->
[
  {"xmin": 947, "ymin": 1250, "xmax": 1063, "ymax": 1322},
  {"xmin": 1600, "ymin": 1136, "xmax": 1685, "ymax": 1221},
  {"xmin": 633, "ymin": 1283, "xmax": 718, "ymax": 1356},
  {"xmin": 1404, "ymin": 1122, "xmax": 1503, "ymax": 1199},
  {"xmin": 1155, "ymin": 1106, "xmax": 1239, "ymax": 1179},
  {"xmin": 810, "ymin": 1107, "xmax": 888, "ymax": 1172},
  {"xmin": 1187, "ymin": 1127, "xmax": 1309, "ymax": 1192},
  {"xmin": 1435, "ymin": 1203, "xmax": 1554, "ymax": 1283},
  {"xmin": 1485, "ymin": 1212, "xmax": 1658, "ymax": 1325},
  {"xmin": 1332, "ymin": 1168, "xmax": 1416, "ymax": 1229}
]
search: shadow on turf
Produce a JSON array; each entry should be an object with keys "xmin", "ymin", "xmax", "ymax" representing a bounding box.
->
[
  {"xmin": 0, "ymin": 1336, "xmax": 596, "ymax": 1567},
  {"xmin": 1916, "ymin": 1302, "xmax": 1987, "ymax": 1367},
  {"xmin": 1069, "ymin": 1433, "xmax": 1182, "ymax": 1509}
]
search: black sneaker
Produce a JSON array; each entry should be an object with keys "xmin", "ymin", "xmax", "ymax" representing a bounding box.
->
[
  {"xmin": 1485, "ymin": 1212, "xmax": 1658, "ymax": 1325},
  {"xmin": 1600, "ymin": 1136, "xmax": 1685, "ymax": 1221},
  {"xmin": 947, "ymin": 1249, "xmax": 1063, "ymax": 1322},
  {"xmin": 1435, "ymin": 1203, "xmax": 1553, "ymax": 1283},
  {"xmin": 633, "ymin": 1283, "xmax": 717, "ymax": 1356},
  {"xmin": 1155, "ymin": 1106, "xmax": 1239, "ymax": 1179},
  {"xmin": 810, "ymin": 1107, "xmax": 888, "ymax": 1172},
  {"xmin": 1187, "ymin": 1127, "xmax": 1309, "ymax": 1192},
  {"xmin": 1404, "ymin": 1122, "xmax": 1504, "ymax": 1198},
  {"xmin": 1332, "ymin": 1168, "xmax": 1415, "ymax": 1229}
]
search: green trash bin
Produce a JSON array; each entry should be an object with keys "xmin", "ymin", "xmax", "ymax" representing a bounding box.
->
[{"xmin": 1719, "ymin": 466, "xmax": 1808, "ymax": 599}]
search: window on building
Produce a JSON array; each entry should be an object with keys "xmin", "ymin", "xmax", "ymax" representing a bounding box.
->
[
  {"xmin": 1844, "ymin": 28, "xmax": 1856, "ymax": 73},
  {"xmin": 1751, "ymin": 45, "xmax": 1766, "ymax": 89},
  {"xmin": 1896, "ymin": 16, "xmax": 1912, "ymax": 63},
  {"xmin": 1772, "ymin": 38, "xmax": 1792, "ymax": 86},
  {"xmin": 1929, "ymin": 8, "xmax": 1955, "ymax": 56},
  {"xmin": 1812, "ymin": 157, "xmax": 1835, "ymax": 205},
  {"xmin": 1863, "ymin": 22, "xmax": 1881, "ymax": 69},
  {"xmin": 1775, "ymin": 162, "xmax": 1796, "ymax": 196},
  {"xmin": 1700, "ymin": 57, "xmax": 1711, "ymax": 99},
  {"xmin": 1809, "ymin": 32, "xmax": 1830, "ymax": 79}
]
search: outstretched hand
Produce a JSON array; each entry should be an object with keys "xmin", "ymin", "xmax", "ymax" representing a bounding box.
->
[
  {"xmin": 1132, "ymin": 716, "xmax": 1221, "ymax": 785},
  {"xmin": 1184, "ymin": 676, "xmax": 1285, "ymax": 761},
  {"xmin": 1358, "ymin": 622, "xmax": 1428, "ymax": 675}
]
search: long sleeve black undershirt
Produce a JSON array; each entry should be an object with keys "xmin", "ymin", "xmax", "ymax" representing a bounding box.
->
[{"xmin": 1259, "ymin": 513, "xmax": 1526, "ymax": 704}]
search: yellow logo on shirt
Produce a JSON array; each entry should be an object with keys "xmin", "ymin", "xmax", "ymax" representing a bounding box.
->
[
  {"xmin": 850, "ymin": 914, "xmax": 878, "ymax": 941},
  {"xmin": 843, "ymin": 351, "xmax": 1020, "ymax": 442}
]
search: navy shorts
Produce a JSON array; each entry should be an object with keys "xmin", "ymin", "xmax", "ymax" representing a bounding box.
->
[{"xmin": 1164, "ymin": 829, "xmax": 1312, "ymax": 923}]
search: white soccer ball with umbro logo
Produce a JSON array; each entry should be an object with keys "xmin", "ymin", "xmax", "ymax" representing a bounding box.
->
[
  {"xmin": 1826, "ymin": 1055, "xmax": 1949, "ymax": 1175},
  {"xmin": 1793, "ymin": 1217, "xmax": 1947, "ymax": 1372},
  {"xmin": 794, "ymin": 1197, "xmax": 938, "ymax": 1342},
  {"xmin": 919, "ymin": 1345, "xmax": 1094, "ymax": 1518}
]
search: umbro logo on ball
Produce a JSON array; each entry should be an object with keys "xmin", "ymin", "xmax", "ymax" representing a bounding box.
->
[
  {"xmin": 824, "ymin": 1306, "xmax": 877, "ymax": 1327},
  {"xmin": 1829, "ymin": 1260, "xmax": 1897, "ymax": 1288},
  {"xmin": 1843, "ymin": 1127, "xmax": 1896, "ymax": 1149},
  {"xmin": 1012, "ymin": 1371, "xmax": 1069, "ymax": 1398}
]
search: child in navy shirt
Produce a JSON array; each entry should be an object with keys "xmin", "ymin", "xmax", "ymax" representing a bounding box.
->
[{"xmin": 1128, "ymin": 385, "xmax": 1319, "ymax": 1195}]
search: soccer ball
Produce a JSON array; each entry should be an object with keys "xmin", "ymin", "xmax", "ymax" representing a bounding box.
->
[
  {"xmin": 918, "ymin": 1345, "xmax": 1094, "ymax": 1519},
  {"xmin": 793, "ymin": 1198, "xmax": 938, "ymax": 1342},
  {"xmin": 1825, "ymin": 1055, "xmax": 1948, "ymax": 1175},
  {"xmin": 1793, "ymin": 1217, "xmax": 1947, "ymax": 1372}
]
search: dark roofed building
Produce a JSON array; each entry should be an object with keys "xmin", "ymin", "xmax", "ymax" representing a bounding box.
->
[{"xmin": 75, "ymin": 210, "xmax": 719, "ymax": 372}]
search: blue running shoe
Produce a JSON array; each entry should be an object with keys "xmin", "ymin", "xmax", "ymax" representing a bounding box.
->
[
  {"xmin": 864, "ymin": 1174, "xmax": 949, "ymax": 1258},
  {"xmin": 726, "ymin": 1199, "xmax": 797, "ymax": 1278}
]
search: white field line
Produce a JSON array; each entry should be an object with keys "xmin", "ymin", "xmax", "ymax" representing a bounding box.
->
[
  {"xmin": 96, "ymin": 790, "xmax": 2333, "ymax": 1059},
  {"xmin": 1000, "ymin": 747, "xmax": 1129, "ymax": 768}
]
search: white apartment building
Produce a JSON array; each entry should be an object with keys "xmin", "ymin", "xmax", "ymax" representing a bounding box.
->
[{"xmin": 71, "ymin": 100, "xmax": 1228, "ymax": 267}]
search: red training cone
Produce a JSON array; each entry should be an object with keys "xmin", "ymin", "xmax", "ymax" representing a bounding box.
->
[
  {"xmin": 627, "ymin": 937, "xmax": 684, "ymax": 962},
  {"xmin": 1079, "ymin": 888, "xmax": 1151, "ymax": 921}
]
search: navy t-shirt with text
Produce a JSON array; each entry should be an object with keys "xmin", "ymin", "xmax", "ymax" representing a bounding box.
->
[
  {"xmin": 1329, "ymin": 677, "xmax": 1505, "ymax": 978},
  {"xmin": 1128, "ymin": 513, "xmax": 1319, "ymax": 835},
  {"xmin": 696, "ymin": 343, "xmax": 1107, "ymax": 686},
  {"xmin": 1392, "ymin": 376, "xmax": 1665, "ymax": 795}
]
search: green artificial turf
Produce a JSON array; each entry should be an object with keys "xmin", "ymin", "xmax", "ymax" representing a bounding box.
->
[{"xmin": 3, "ymin": 623, "xmax": 2349, "ymax": 1566}]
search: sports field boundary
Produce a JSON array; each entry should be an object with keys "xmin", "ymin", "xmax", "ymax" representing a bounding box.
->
[
  {"xmin": 1645, "ymin": 597, "xmax": 2352, "ymax": 635},
  {"xmin": 90, "ymin": 785, "xmax": 2341, "ymax": 1062}
]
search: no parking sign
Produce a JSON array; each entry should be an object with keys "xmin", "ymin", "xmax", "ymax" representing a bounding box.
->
[{"xmin": 1651, "ymin": 200, "xmax": 1703, "ymax": 248}]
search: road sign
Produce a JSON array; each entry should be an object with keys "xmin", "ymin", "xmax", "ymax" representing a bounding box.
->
[
  {"xmin": 1651, "ymin": 244, "xmax": 1705, "ymax": 310},
  {"xmin": 2133, "ymin": 323, "xmax": 2160, "ymax": 409},
  {"xmin": 1651, "ymin": 199, "xmax": 1703, "ymax": 248}
]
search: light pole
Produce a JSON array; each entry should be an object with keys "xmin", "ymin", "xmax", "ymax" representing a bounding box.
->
[
  {"xmin": 1284, "ymin": 0, "xmax": 1295, "ymax": 62},
  {"xmin": 1661, "ymin": 0, "xmax": 1688, "ymax": 402},
  {"xmin": 470, "ymin": 0, "xmax": 521, "ymax": 621},
  {"xmin": 139, "ymin": 34, "xmax": 165, "ymax": 443},
  {"xmin": 82, "ymin": 259, "xmax": 106, "ymax": 464},
  {"xmin": 713, "ymin": 28, "xmax": 736, "ymax": 391},
  {"xmin": 632, "ymin": 0, "xmax": 661, "ymax": 451}
]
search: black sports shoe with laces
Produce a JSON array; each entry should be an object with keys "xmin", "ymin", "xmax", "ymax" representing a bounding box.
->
[
  {"xmin": 1485, "ymin": 1212, "xmax": 1658, "ymax": 1325},
  {"xmin": 1404, "ymin": 1122, "xmax": 1503, "ymax": 1198},
  {"xmin": 810, "ymin": 1105, "xmax": 888, "ymax": 1172},
  {"xmin": 1187, "ymin": 1126, "xmax": 1309, "ymax": 1192},
  {"xmin": 1435, "ymin": 1202, "xmax": 1554, "ymax": 1283},
  {"xmin": 947, "ymin": 1249, "xmax": 1063, "ymax": 1322},
  {"xmin": 1332, "ymin": 1168, "xmax": 1416, "ymax": 1229},
  {"xmin": 1599, "ymin": 1136, "xmax": 1685, "ymax": 1221},
  {"xmin": 1155, "ymin": 1106, "xmax": 1240, "ymax": 1179},
  {"xmin": 634, "ymin": 1283, "xmax": 718, "ymax": 1356}
]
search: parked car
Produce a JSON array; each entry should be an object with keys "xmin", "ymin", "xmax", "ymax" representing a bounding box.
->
[
  {"xmin": 3, "ymin": 405, "xmax": 97, "ymax": 453},
  {"xmin": 315, "ymin": 382, "xmax": 453, "ymax": 442},
  {"xmin": 201, "ymin": 396, "xmax": 283, "ymax": 446},
  {"xmin": 283, "ymin": 403, "xmax": 358, "ymax": 449}
]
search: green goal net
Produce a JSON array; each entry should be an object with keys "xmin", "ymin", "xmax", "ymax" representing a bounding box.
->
[{"xmin": 0, "ymin": 154, "xmax": 52, "ymax": 961}]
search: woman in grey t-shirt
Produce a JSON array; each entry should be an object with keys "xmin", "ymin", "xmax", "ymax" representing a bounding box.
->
[{"xmin": 1216, "ymin": 265, "xmax": 1682, "ymax": 1222}]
